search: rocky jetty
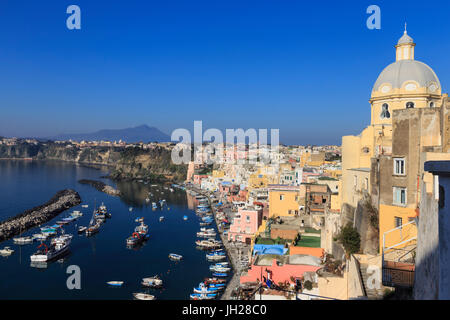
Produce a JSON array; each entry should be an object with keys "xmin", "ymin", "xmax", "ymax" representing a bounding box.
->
[
  {"xmin": 0, "ymin": 189, "xmax": 81, "ymax": 242},
  {"xmin": 78, "ymin": 179, "xmax": 121, "ymax": 196}
]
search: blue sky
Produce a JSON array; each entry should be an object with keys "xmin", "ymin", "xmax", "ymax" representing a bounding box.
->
[{"xmin": 0, "ymin": 0, "xmax": 449, "ymax": 145}]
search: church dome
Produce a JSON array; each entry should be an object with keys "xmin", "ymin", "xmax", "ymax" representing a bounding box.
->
[{"xmin": 373, "ymin": 59, "xmax": 441, "ymax": 92}]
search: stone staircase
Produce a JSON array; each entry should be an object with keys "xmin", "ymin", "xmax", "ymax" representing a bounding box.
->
[{"xmin": 359, "ymin": 263, "xmax": 384, "ymax": 300}]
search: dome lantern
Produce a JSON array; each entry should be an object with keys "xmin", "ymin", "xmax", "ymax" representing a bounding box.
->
[{"xmin": 396, "ymin": 24, "xmax": 415, "ymax": 61}]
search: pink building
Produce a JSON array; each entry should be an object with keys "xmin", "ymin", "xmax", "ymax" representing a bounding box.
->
[
  {"xmin": 240, "ymin": 255, "xmax": 322, "ymax": 285},
  {"xmin": 228, "ymin": 206, "xmax": 263, "ymax": 244},
  {"xmin": 193, "ymin": 174, "xmax": 208, "ymax": 186}
]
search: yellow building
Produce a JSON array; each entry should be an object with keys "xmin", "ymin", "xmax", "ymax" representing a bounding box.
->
[
  {"xmin": 341, "ymin": 28, "xmax": 448, "ymax": 254},
  {"xmin": 268, "ymin": 185, "xmax": 303, "ymax": 217}
]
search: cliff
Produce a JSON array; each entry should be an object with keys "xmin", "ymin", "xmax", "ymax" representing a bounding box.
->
[{"xmin": 0, "ymin": 141, "xmax": 187, "ymax": 183}]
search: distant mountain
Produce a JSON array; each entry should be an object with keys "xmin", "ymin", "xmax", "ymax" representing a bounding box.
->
[{"xmin": 47, "ymin": 125, "xmax": 171, "ymax": 143}]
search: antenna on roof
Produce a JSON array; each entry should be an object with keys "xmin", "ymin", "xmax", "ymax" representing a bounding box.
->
[{"xmin": 404, "ymin": 22, "xmax": 407, "ymax": 34}]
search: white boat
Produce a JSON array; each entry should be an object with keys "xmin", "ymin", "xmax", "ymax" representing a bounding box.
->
[
  {"xmin": 107, "ymin": 281, "xmax": 124, "ymax": 287},
  {"xmin": 142, "ymin": 276, "xmax": 163, "ymax": 288},
  {"xmin": 159, "ymin": 216, "xmax": 164, "ymax": 222},
  {"xmin": 33, "ymin": 233, "xmax": 49, "ymax": 241},
  {"xmin": 169, "ymin": 253, "xmax": 183, "ymax": 261},
  {"xmin": 129, "ymin": 207, "xmax": 133, "ymax": 212},
  {"xmin": 30, "ymin": 236, "xmax": 71, "ymax": 262},
  {"xmin": 51, "ymin": 234, "xmax": 73, "ymax": 245},
  {"xmin": 77, "ymin": 226, "xmax": 87, "ymax": 234},
  {"xmin": 0, "ymin": 247, "xmax": 14, "ymax": 256},
  {"xmin": 145, "ymin": 198, "xmax": 150, "ymax": 203},
  {"xmin": 13, "ymin": 236, "xmax": 34, "ymax": 245},
  {"xmin": 133, "ymin": 293, "xmax": 155, "ymax": 300},
  {"xmin": 81, "ymin": 205, "xmax": 89, "ymax": 208},
  {"xmin": 152, "ymin": 202, "xmax": 157, "ymax": 209},
  {"xmin": 71, "ymin": 210, "xmax": 83, "ymax": 218}
]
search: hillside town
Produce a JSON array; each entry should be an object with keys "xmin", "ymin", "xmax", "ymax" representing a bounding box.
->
[
  {"xmin": 1, "ymin": 28, "xmax": 450, "ymax": 301},
  {"xmin": 184, "ymin": 29, "xmax": 450, "ymax": 300}
]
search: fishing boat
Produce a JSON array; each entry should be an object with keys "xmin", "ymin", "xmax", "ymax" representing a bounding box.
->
[
  {"xmin": 168, "ymin": 253, "xmax": 183, "ymax": 261},
  {"xmin": 152, "ymin": 202, "xmax": 157, "ymax": 209},
  {"xmin": 86, "ymin": 223, "xmax": 100, "ymax": 236},
  {"xmin": 190, "ymin": 293, "xmax": 216, "ymax": 300},
  {"xmin": 126, "ymin": 220, "xmax": 149, "ymax": 246},
  {"xmin": 196, "ymin": 231, "xmax": 216, "ymax": 238},
  {"xmin": 193, "ymin": 283, "xmax": 219, "ymax": 294},
  {"xmin": 32, "ymin": 233, "xmax": 48, "ymax": 241},
  {"xmin": 133, "ymin": 293, "xmax": 155, "ymax": 300},
  {"xmin": 183, "ymin": 216, "xmax": 188, "ymax": 221},
  {"xmin": 51, "ymin": 234, "xmax": 73, "ymax": 245},
  {"xmin": 30, "ymin": 236, "xmax": 71, "ymax": 262},
  {"xmin": 159, "ymin": 216, "xmax": 164, "ymax": 222},
  {"xmin": 81, "ymin": 204, "xmax": 89, "ymax": 208},
  {"xmin": 210, "ymin": 266, "xmax": 231, "ymax": 273},
  {"xmin": 13, "ymin": 236, "xmax": 34, "ymax": 245},
  {"xmin": 205, "ymin": 278, "xmax": 227, "ymax": 284},
  {"xmin": 77, "ymin": 226, "xmax": 87, "ymax": 234},
  {"xmin": 206, "ymin": 255, "xmax": 226, "ymax": 262},
  {"xmin": 141, "ymin": 276, "xmax": 163, "ymax": 288},
  {"xmin": 71, "ymin": 210, "xmax": 83, "ymax": 218},
  {"xmin": 107, "ymin": 281, "xmax": 124, "ymax": 287},
  {"xmin": 0, "ymin": 247, "xmax": 14, "ymax": 256},
  {"xmin": 62, "ymin": 216, "xmax": 76, "ymax": 223},
  {"xmin": 212, "ymin": 272, "xmax": 228, "ymax": 277},
  {"xmin": 129, "ymin": 207, "xmax": 133, "ymax": 212},
  {"xmin": 199, "ymin": 222, "xmax": 212, "ymax": 226},
  {"xmin": 135, "ymin": 217, "xmax": 144, "ymax": 223},
  {"xmin": 56, "ymin": 220, "xmax": 70, "ymax": 226}
]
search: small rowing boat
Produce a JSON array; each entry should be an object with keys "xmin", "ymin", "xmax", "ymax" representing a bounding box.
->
[
  {"xmin": 168, "ymin": 253, "xmax": 183, "ymax": 261},
  {"xmin": 133, "ymin": 293, "xmax": 155, "ymax": 300}
]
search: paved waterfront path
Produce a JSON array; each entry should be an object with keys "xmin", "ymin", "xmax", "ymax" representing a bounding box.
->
[{"xmin": 188, "ymin": 186, "xmax": 249, "ymax": 300}]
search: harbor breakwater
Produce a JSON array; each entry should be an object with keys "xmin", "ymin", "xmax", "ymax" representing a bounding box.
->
[
  {"xmin": 78, "ymin": 179, "xmax": 121, "ymax": 196},
  {"xmin": 0, "ymin": 189, "xmax": 81, "ymax": 242}
]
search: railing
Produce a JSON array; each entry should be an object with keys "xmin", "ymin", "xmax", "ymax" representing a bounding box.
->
[
  {"xmin": 382, "ymin": 266, "xmax": 414, "ymax": 288},
  {"xmin": 382, "ymin": 220, "xmax": 416, "ymax": 288}
]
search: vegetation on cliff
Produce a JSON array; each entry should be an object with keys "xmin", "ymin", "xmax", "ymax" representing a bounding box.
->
[{"xmin": 0, "ymin": 141, "xmax": 187, "ymax": 183}]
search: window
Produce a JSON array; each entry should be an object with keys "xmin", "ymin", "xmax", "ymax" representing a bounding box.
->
[
  {"xmin": 354, "ymin": 175, "xmax": 357, "ymax": 188},
  {"xmin": 280, "ymin": 194, "xmax": 284, "ymax": 201},
  {"xmin": 393, "ymin": 187, "xmax": 407, "ymax": 206},
  {"xmin": 364, "ymin": 178, "xmax": 369, "ymax": 190},
  {"xmin": 246, "ymin": 215, "xmax": 250, "ymax": 223},
  {"xmin": 406, "ymin": 101, "xmax": 415, "ymax": 109},
  {"xmin": 395, "ymin": 217, "xmax": 403, "ymax": 228},
  {"xmin": 380, "ymin": 103, "xmax": 391, "ymax": 119},
  {"xmin": 394, "ymin": 158, "xmax": 406, "ymax": 175},
  {"xmin": 430, "ymin": 101, "xmax": 435, "ymax": 108}
]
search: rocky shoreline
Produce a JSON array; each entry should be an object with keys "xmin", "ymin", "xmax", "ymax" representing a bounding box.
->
[
  {"xmin": 0, "ymin": 189, "xmax": 81, "ymax": 242},
  {"xmin": 78, "ymin": 179, "xmax": 121, "ymax": 196}
]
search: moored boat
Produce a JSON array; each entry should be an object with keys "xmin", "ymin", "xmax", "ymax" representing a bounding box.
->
[
  {"xmin": 13, "ymin": 236, "xmax": 34, "ymax": 245},
  {"xmin": 30, "ymin": 236, "xmax": 71, "ymax": 262},
  {"xmin": 0, "ymin": 247, "xmax": 14, "ymax": 256},
  {"xmin": 107, "ymin": 281, "xmax": 124, "ymax": 287},
  {"xmin": 142, "ymin": 275, "xmax": 163, "ymax": 288},
  {"xmin": 133, "ymin": 293, "xmax": 155, "ymax": 300},
  {"xmin": 168, "ymin": 253, "xmax": 183, "ymax": 261}
]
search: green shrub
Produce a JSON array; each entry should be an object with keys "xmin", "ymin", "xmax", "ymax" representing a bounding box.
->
[{"xmin": 336, "ymin": 223, "xmax": 361, "ymax": 255}]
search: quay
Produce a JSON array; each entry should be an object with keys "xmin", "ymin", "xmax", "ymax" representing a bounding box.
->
[{"xmin": 187, "ymin": 185, "xmax": 249, "ymax": 300}]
